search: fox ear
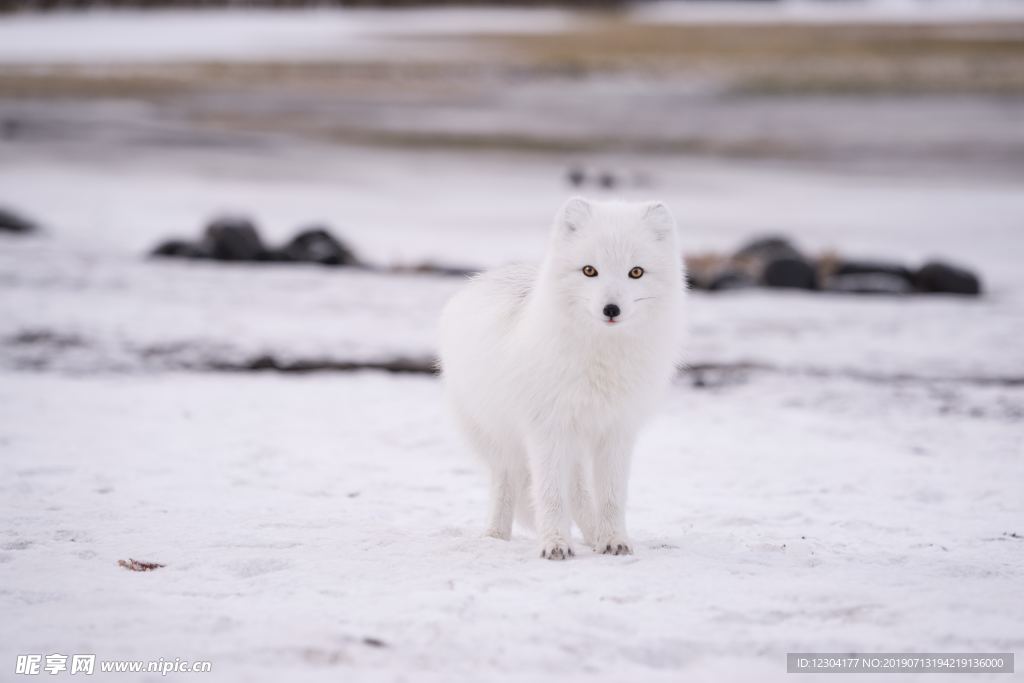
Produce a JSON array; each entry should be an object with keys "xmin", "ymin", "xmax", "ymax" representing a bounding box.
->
[
  {"xmin": 642, "ymin": 201, "xmax": 675, "ymax": 242},
  {"xmin": 557, "ymin": 197, "xmax": 592, "ymax": 236}
]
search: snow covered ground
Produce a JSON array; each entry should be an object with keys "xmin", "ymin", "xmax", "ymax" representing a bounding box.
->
[
  {"xmin": 1, "ymin": 4, "xmax": 1023, "ymax": 679},
  {"xmin": 634, "ymin": 0, "xmax": 1024, "ymax": 24},
  {"xmin": 1, "ymin": 0, "xmax": 1022, "ymax": 67},
  {"xmin": 1, "ymin": 366, "xmax": 1021, "ymax": 681},
  {"xmin": 0, "ymin": 7, "xmax": 575, "ymax": 64},
  {"xmin": 2, "ymin": 143, "xmax": 1023, "ymax": 378},
  {"xmin": 1, "ymin": 140, "xmax": 1022, "ymax": 681}
]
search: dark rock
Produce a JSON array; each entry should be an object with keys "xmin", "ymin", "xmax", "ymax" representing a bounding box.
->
[
  {"xmin": 734, "ymin": 235, "xmax": 802, "ymax": 262},
  {"xmin": 0, "ymin": 207, "xmax": 38, "ymax": 234},
  {"xmin": 833, "ymin": 259, "xmax": 914, "ymax": 281},
  {"xmin": 276, "ymin": 226, "xmax": 359, "ymax": 266},
  {"xmin": 734, "ymin": 236, "xmax": 815, "ymax": 289},
  {"xmin": 151, "ymin": 239, "xmax": 211, "ymax": 259},
  {"xmin": 823, "ymin": 259, "xmax": 916, "ymax": 294},
  {"xmin": 826, "ymin": 273, "xmax": 914, "ymax": 295},
  {"xmin": 708, "ymin": 269, "xmax": 756, "ymax": 291},
  {"xmin": 762, "ymin": 256, "xmax": 817, "ymax": 290},
  {"xmin": 567, "ymin": 166, "xmax": 586, "ymax": 187},
  {"xmin": 258, "ymin": 249, "xmax": 292, "ymax": 263},
  {"xmin": 202, "ymin": 216, "xmax": 265, "ymax": 261},
  {"xmin": 597, "ymin": 171, "xmax": 617, "ymax": 189},
  {"xmin": 914, "ymin": 261, "xmax": 982, "ymax": 295},
  {"xmin": 684, "ymin": 253, "xmax": 738, "ymax": 290}
]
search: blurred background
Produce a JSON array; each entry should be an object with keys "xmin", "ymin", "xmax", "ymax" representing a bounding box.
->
[
  {"xmin": 2, "ymin": 0, "xmax": 1023, "ymax": 374},
  {"xmin": 1, "ymin": 1, "xmax": 1023, "ymax": 680}
]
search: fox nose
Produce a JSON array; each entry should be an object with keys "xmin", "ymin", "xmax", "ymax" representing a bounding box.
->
[{"xmin": 603, "ymin": 303, "xmax": 621, "ymax": 319}]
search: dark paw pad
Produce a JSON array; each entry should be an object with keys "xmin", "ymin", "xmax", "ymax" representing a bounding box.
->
[
  {"xmin": 601, "ymin": 543, "xmax": 632, "ymax": 556},
  {"xmin": 541, "ymin": 546, "xmax": 574, "ymax": 560}
]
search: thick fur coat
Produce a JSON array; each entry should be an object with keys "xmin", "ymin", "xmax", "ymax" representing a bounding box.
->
[{"xmin": 438, "ymin": 198, "xmax": 686, "ymax": 560}]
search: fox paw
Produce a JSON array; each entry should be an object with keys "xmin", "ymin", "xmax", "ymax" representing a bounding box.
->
[
  {"xmin": 539, "ymin": 539, "xmax": 575, "ymax": 561},
  {"xmin": 596, "ymin": 537, "xmax": 633, "ymax": 556}
]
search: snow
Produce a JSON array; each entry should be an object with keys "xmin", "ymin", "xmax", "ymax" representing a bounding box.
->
[
  {"xmin": 5, "ymin": 2, "xmax": 1024, "ymax": 67},
  {"xmin": 632, "ymin": 0, "xmax": 1024, "ymax": 25},
  {"xmin": 2, "ymin": 9, "xmax": 1023, "ymax": 671},
  {"xmin": 1, "ymin": 142, "xmax": 1022, "ymax": 679},
  {"xmin": 0, "ymin": 369, "xmax": 1020, "ymax": 681},
  {"xmin": 0, "ymin": 8, "xmax": 573, "ymax": 64},
  {"xmin": 2, "ymin": 144, "xmax": 1023, "ymax": 379}
]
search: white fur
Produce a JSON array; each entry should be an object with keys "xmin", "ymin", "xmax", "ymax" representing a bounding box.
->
[{"xmin": 438, "ymin": 198, "xmax": 686, "ymax": 560}]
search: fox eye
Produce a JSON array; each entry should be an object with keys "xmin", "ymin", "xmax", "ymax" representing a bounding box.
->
[
  {"xmin": 629, "ymin": 266, "xmax": 644, "ymax": 279},
  {"xmin": 582, "ymin": 265, "xmax": 598, "ymax": 277}
]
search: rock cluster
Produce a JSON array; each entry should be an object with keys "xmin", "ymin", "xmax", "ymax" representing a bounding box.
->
[
  {"xmin": 0, "ymin": 207, "xmax": 38, "ymax": 234},
  {"xmin": 151, "ymin": 216, "xmax": 360, "ymax": 266},
  {"xmin": 149, "ymin": 219, "xmax": 982, "ymax": 296},
  {"xmin": 687, "ymin": 236, "xmax": 981, "ymax": 295}
]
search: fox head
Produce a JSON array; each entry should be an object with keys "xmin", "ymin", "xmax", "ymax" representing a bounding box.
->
[{"xmin": 541, "ymin": 197, "xmax": 684, "ymax": 330}]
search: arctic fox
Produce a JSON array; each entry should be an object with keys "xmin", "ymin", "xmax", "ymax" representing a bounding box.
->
[{"xmin": 438, "ymin": 198, "xmax": 685, "ymax": 560}]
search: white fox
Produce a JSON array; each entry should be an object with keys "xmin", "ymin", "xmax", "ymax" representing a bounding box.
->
[{"xmin": 438, "ymin": 198, "xmax": 686, "ymax": 560}]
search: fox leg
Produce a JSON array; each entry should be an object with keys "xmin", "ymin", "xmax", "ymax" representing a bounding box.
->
[
  {"xmin": 592, "ymin": 429, "xmax": 636, "ymax": 556},
  {"xmin": 484, "ymin": 466, "xmax": 516, "ymax": 540},
  {"xmin": 453, "ymin": 406, "xmax": 518, "ymax": 541},
  {"xmin": 526, "ymin": 431, "xmax": 575, "ymax": 560},
  {"xmin": 570, "ymin": 459, "xmax": 597, "ymax": 547}
]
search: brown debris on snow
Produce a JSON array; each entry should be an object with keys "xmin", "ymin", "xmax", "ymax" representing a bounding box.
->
[{"xmin": 117, "ymin": 558, "xmax": 165, "ymax": 572}]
